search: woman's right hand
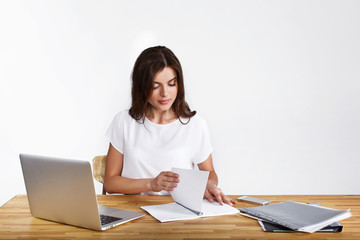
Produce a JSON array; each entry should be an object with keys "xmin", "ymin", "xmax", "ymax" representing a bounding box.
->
[{"xmin": 150, "ymin": 171, "xmax": 179, "ymax": 192}]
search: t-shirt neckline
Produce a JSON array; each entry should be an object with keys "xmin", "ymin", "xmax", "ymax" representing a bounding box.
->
[{"xmin": 144, "ymin": 116, "xmax": 180, "ymax": 127}]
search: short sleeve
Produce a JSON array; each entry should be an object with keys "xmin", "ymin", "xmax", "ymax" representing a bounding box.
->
[
  {"xmin": 105, "ymin": 111, "xmax": 126, "ymax": 154},
  {"xmin": 192, "ymin": 116, "xmax": 214, "ymax": 165}
]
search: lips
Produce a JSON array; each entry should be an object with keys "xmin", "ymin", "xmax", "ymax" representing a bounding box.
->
[{"xmin": 159, "ymin": 99, "xmax": 170, "ymax": 105}]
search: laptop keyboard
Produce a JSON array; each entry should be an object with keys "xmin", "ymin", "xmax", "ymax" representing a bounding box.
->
[{"xmin": 100, "ymin": 214, "xmax": 122, "ymax": 225}]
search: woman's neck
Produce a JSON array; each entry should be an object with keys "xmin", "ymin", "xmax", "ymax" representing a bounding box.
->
[{"xmin": 146, "ymin": 108, "xmax": 178, "ymax": 124}]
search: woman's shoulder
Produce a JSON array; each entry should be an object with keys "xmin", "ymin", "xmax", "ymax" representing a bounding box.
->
[
  {"xmin": 182, "ymin": 113, "xmax": 208, "ymax": 128},
  {"xmin": 112, "ymin": 109, "xmax": 133, "ymax": 122}
]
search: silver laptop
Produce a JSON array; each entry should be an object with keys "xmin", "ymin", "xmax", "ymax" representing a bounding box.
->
[{"xmin": 19, "ymin": 153, "xmax": 145, "ymax": 231}]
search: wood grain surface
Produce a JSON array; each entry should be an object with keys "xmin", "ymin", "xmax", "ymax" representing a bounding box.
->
[{"xmin": 0, "ymin": 194, "xmax": 359, "ymax": 239}]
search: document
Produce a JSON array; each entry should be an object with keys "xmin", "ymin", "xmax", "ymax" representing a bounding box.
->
[
  {"xmin": 240, "ymin": 201, "xmax": 351, "ymax": 233},
  {"xmin": 140, "ymin": 168, "xmax": 239, "ymax": 222}
]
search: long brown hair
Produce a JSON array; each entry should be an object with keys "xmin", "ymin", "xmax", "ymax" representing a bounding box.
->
[{"xmin": 129, "ymin": 46, "xmax": 196, "ymax": 123}]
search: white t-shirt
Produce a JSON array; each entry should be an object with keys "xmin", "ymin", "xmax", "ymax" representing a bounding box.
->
[{"xmin": 105, "ymin": 109, "xmax": 213, "ymax": 195}]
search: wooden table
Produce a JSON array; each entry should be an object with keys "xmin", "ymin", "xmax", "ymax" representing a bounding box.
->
[{"xmin": 0, "ymin": 195, "xmax": 359, "ymax": 239}]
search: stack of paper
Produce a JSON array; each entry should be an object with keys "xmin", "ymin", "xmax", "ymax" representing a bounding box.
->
[
  {"xmin": 141, "ymin": 168, "xmax": 239, "ymax": 222},
  {"xmin": 239, "ymin": 201, "xmax": 352, "ymax": 233}
]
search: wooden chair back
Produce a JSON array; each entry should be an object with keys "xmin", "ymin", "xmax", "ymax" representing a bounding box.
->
[{"xmin": 92, "ymin": 155, "xmax": 107, "ymax": 195}]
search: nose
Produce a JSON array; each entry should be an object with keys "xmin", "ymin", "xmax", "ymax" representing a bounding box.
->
[{"xmin": 160, "ymin": 86, "xmax": 168, "ymax": 97}]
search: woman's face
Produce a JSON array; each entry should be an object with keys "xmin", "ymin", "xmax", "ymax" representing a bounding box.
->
[{"xmin": 148, "ymin": 67, "xmax": 178, "ymax": 113}]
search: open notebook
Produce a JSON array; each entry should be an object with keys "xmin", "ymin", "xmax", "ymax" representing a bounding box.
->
[{"xmin": 141, "ymin": 168, "xmax": 239, "ymax": 222}]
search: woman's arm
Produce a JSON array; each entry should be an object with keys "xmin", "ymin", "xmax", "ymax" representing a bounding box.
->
[
  {"xmin": 198, "ymin": 154, "xmax": 237, "ymax": 206},
  {"xmin": 104, "ymin": 144, "xmax": 179, "ymax": 194}
]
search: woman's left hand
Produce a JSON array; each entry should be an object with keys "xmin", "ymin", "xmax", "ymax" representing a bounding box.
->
[{"xmin": 204, "ymin": 182, "xmax": 237, "ymax": 206}]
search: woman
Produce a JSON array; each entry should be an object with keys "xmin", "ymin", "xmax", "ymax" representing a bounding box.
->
[{"xmin": 104, "ymin": 46, "xmax": 236, "ymax": 206}]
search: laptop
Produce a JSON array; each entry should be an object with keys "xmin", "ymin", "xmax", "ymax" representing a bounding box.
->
[{"xmin": 19, "ymin": 153, "xmax": 145, "ymax": 231}]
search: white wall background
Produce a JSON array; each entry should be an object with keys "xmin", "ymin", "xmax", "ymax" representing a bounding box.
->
[{"xmin": 1, "ymin": 0, "xmax": 359, "ymax": 206}]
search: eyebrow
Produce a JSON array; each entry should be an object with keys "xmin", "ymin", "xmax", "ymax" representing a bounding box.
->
[{"xmin": 154, "ymin": 77, "xmax": 177, "ymax": 84}]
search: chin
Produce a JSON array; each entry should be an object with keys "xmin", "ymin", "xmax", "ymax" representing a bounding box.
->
[
  {"xmin": 159, "ymin": 107, "xmax": 172, "ymax": 112},
  {"xmin": 156, "ymin": 105, "xmax": 172, "ymax": 112}
]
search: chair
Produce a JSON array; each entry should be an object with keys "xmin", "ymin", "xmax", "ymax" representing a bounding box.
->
[{"xmin": 92, "ymin": 155, "xmax": 107, "ymax": 195}]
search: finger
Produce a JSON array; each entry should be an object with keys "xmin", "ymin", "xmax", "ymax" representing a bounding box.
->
[
  {"xmin": 161, "ymin": 181, "xmax": 177, "ymax": 188},
  {"xmin": 162, "ymin": 176, "xmax": 179, "ymax": 183},
  {"xmin": 159, "ymin": 172, "xmax": 179, "ymax": 183},
  {"xmin": 161, "ymin": 180, "xmax": 178, "ymax": 190},
  {"xmin": 205, "ymin": 189, "xmax": 214, "ymax": 203},
  {"xmin": 217, "ymin": 191, "xmax": 238, "ymax": 206},
  {"xmin": 213, "ymin": 189, "xmax": 224, "ymax": 205},
  {"xmin": 163, "ymin": 171, "xmax": 179, "ymax": 178},
  {"xmin": 222, "ymin": 195, "xmax": 234, "ymax": 206},
  {"xmin": 164, "ymin": 186, "xmax": 175, "ymax": 191},
  {"xmin": 160, "ymin": 185, "xmax": 174, "ymax": 191}
]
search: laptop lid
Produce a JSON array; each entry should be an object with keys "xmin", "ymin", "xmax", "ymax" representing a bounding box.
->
[{"xmin": 19, "ymin": 153, "xmax": 145, "ymax": 231}]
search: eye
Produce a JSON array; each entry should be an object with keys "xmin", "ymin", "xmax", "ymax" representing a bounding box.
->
[
  {"xmin": 169, "ymin": 79, "xmax": 177, "ymax": 87},
  {"xmin": 153, "ymin": 84, "xmax": 159, "ymax": 89}
]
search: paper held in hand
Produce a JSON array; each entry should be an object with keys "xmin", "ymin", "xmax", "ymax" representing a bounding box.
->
[{"xmin": 140, "ymin": 168, "xmax": 239, "ymax": 222}]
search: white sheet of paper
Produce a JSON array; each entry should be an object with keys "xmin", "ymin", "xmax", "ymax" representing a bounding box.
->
[
  {"xmin": 141, "ymin": 202, "xmax": 198, "ymax": 222},
  {"xmin": 200, "ymin": 199, "xmax": 239, "ymax": 216},
  {"xmin": 140, "ymin": 200, "xmax": 239, "ymax": 222},
  {"xmin": 170, "ymin": 168, "xmax": 209, "ymax": 213}
]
